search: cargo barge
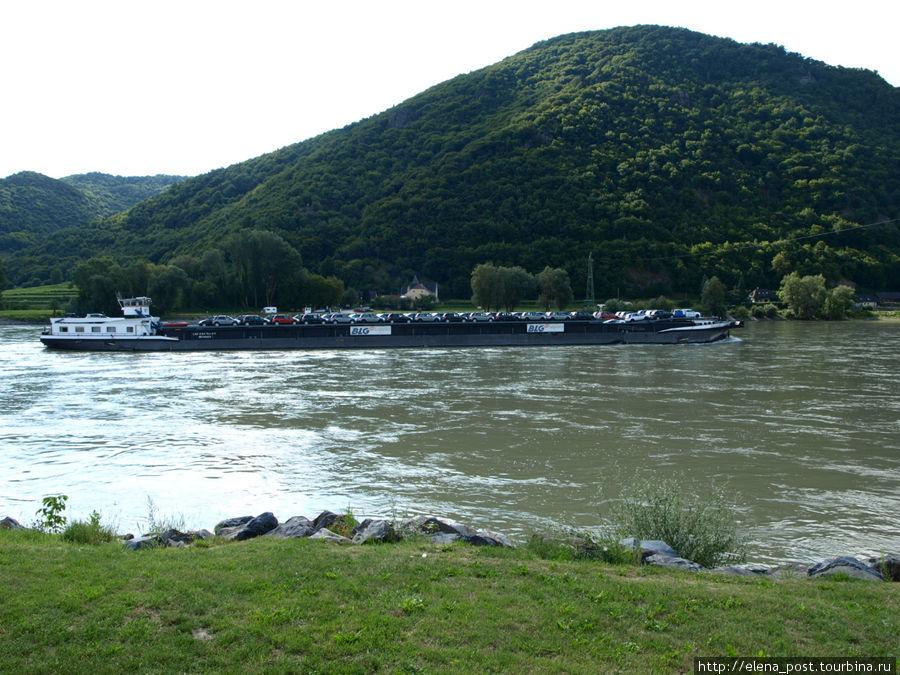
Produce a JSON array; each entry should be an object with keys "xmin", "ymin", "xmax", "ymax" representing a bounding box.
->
[{"xmin": 40, "ymin": 296, "xmax": 740, "ymax": 352}]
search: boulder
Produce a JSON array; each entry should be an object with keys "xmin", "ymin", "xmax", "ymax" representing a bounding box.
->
[
  {"xmin": 620, "ymin": 538, "xmax": 679, "ymax": 559},
  {"xmin": 266, "ymin": 516, "xmax": 315, "ymax": 539},
  {"xmin": 766, "ymin": 563, "xmax": 809, "ymax": 579},
  {"xmin": 123, "ymin": 535, "xmax": 162, "ymax": 551},
  {"xmin": 808, "ymin": 556, "xmax": 884, "ymax": 581},
  {"xmin": 351, "ymin": 519, "xmax": 399, "ymax": 544},
  {"xmin": 214, "ymin": 516, "xmax": 254, "ymax": 536},
  {"xmin": 466, "ymin": 529, "xmax": 514, "ymax": 548},
  {"xmin": 401, "ymin": 516, "xmax": 472, "ymax": 538},
  {"xmin": 312, "ymin": 510, "xmax": 340, "ymax": 531},
  {"xmin": 230, "ymin": 512, "xmax": 279, "ymax": 541},
  {"xmin": 865, "ymin": 556, "xmax": 900, "ymax": 582},
  {"xmin": 710, "ymin": 564, "xmax": 769, "ymax": 576},
  {"xmin": 645, "ymin": 553, "xmax": 705, "ymax": 572},
  {"xmin": 159, "ymin": 528, "xmax": 212, "ymax": 547},
  {"xmin": 1, "ymin": 516, "xmax": 26, "ymax": 530},
  {"xmin": 309, "ymin": 527, "xmax": 351, "ymax": 544}
]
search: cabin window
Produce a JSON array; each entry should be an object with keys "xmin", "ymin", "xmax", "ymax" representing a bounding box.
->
[
  {"xmin": 126, "ymin": 326, "xmax": 134, "ymax": 333},
  {"xmin": 59, "ymin": 326, "xmax": 69, "ymax": 333},
  {"xmin": 75, "ymin": 326, "xmax": 85, "ymax": 333},
  {"xmin": 106, "ymin": 327, "xmax": 116, "ymax": 333},
  {"xmin": 92, "ymin": 326, "xmax": 101, "ymax": 333}
]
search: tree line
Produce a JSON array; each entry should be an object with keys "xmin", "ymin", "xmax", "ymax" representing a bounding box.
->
[{"xmin": 71, "ymin": 230, "xmax": 345, "ymax": 315}]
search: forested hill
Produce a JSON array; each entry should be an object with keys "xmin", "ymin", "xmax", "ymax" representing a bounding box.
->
[
  {"xmin": 1, "ymin": 171, "xmax": 184, "ymax": 256},
  {"xmin": 7, "ymin": 25, "xmax": 899, "ymax": 298}
]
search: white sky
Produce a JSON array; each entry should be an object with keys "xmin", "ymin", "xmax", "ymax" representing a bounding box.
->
[{"xmin": 2, "ymin": 0, "xmax": 896, "ymax": 179}]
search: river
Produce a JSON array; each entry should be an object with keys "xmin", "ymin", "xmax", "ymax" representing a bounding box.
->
[{"xmin": 1, "ymin": 320, "xmax": 897, "ymax": 563}]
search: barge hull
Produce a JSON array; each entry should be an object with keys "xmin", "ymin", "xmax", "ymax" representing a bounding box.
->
[{"xmin": 40, "ymin": 320, "xmax": 735, "ymax": 351}]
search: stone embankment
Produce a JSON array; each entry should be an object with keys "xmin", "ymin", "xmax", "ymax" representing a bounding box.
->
[{"xmin": 3, "ymin": 513, "xmax": 896, "ymax": 582}]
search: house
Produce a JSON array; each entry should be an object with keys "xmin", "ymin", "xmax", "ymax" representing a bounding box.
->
[
  {"xmin": 401, "ymin": 275, "xmax": 439, "ymax": 302},
  {"xmin": 748, "ymin": 287, "xmax": 778, "ymax": 304}
]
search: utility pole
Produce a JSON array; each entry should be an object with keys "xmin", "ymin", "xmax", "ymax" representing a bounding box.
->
[{"xmin": 584, "ymin": 252, "xmax": 596, "ymax": 308}]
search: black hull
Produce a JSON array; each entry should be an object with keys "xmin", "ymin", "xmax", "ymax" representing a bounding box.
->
[{"xmin": 41, "ymin": 319, "xmax": 737, "ymax": 351}]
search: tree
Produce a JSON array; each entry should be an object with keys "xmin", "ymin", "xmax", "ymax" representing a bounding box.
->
[
  {"xmin": 536, "ymin": 266, "xmax": 574, "ymax": 310},
  {"xmin": 778, "ymin": 272, "xmax": 826, "ymax": 319},
  {"xmin": 224, "ymin": 230, "xmax": 303, "ymax": 308},
  {"xmin": 823, "ymin": 284, "xmax": 856, "ymax": 320},
  {"xmin": 148, "ymin": 265, "xmax": 190, "ymax": 315},
  {"xmin": 471, "ymin": 263, "xmax": 536, "ymax": 311},
  {"xmin": 700, "ymin": 276, "xmax": 727, "ymax": 316},
  {"xmin": 0, "ymin": 259, "xmax": 7, "ymax": 309}
]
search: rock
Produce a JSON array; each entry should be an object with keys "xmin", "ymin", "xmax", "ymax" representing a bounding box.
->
[
  {"xmin": 214, "ymin": 516, "xmax": 253, "ymax": 535},
  {"xmin": 123, "ymin": 535, "xmax": 162, "ymax": 550},
  {"xmin": 157, "ymin": 528, "xmax": 213, "ymax": 547},
  {"xmin": 710, "ymin": 564, "xmax": 769, "ymax": 576},
  {"xmin": 466, "ymin": 529, "xmax": 514, "ymax": 548},
  {"xmin": 351, "ymin": 518, "xmax": 399, "ymax": 544},
  {"xmin": 808, "ymin": 556, "xmax": 884, "ymax": 581},
  {"xmin": 1, "ymin": 516, "xmax": 26, "ymax": 530},
  {"xmin": 766, "ymin": 563, "xmax": 809, "ymax": 579},
  {"xmin": 309, "ymin": 527, "xmax": 351, "ymax": 544},
  {"xmin": 401, "ymin": 516, "xmax": 473, "ymax": 538},
  {"xmin": 312, "ymin": 510, "xmax": 340, "ymax": 531},
  {"xmin": 266, "ymin": 516, "xmax": 315, "ymax": 539},
  {"xmin": 620, "ymin": 538, "xmax": 679, "ymax": 559},
  {"xmin": 645, "ymin": 553, "xmax": 705, "ymax": 572},
  {"xmin": 230, "ymin": 512, "xmax": 279, "ymax": 541},
  {"xmin": 865, "ymin": 556, "xmax": 900, "ymax": 582}
]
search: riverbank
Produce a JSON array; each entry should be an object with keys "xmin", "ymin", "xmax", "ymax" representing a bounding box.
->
[{"xmin": 1, "ymin": 526, "xmax": 896, "ymax": 673}]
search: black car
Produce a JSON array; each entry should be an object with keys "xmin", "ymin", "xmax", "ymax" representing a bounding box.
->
[
  {"xmin": 569, "ymin": 311, "xmax": 594, "ymax": 321},
  {"xmin": 237, "ymin": 314, "xmax": 266, "ymax": 325},
  {"xmin": 294, "ymin": 313, "xmax": 324, "ymax": 324},
  {"xmin": 439, "ymin": 312, "xmax": 463, "ymax": 322},
  {"xmin": 379, "ymin": 313, "xmax": 410, "ymax": 323}
]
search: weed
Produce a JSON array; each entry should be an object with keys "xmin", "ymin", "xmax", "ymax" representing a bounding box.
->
[
  {"xmin": 61, "ymin": 510, "xmax": 117, "ymax": 545},
  {"xmin": 141, "ymin": 496, "xmax": 185, "ymax": 535}
]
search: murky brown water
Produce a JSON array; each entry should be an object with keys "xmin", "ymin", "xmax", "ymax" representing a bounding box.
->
[{"xmin": 1, "ymin": 321, "xmax": 897, "ymax": 562}]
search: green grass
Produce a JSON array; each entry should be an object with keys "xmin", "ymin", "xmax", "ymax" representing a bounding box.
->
[{"xmin": 0, "ymin": 530, "xmax": 895, "ymax": 672}]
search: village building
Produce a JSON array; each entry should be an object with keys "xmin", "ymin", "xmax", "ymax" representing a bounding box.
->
[{"xmin": 401, "ymin": 275, "xmax": 439, "ymax": 302}]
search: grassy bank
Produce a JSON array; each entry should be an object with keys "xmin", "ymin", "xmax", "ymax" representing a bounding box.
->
[{"xmin": 0, "ymin": 530, "xmax": 895, "ymax": 672}]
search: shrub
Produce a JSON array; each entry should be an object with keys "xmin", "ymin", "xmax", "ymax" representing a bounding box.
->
[
  {"xmin": 62, "ymin": 511, "xmax": 117, "ymax": 545},
  {"xmin": 607, "ymin": 476, "xmax": 746, "ymax": 568},
  {"xmin": 35, "ymin": 494, "xmax": 68, "ymax": 533}
]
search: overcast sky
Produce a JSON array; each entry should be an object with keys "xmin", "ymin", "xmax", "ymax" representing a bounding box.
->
[{"xmin": 2, "ymin": 0, "xmax": 896, "ymax": 179}]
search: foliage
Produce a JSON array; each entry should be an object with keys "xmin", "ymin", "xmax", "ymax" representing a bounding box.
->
[
  {"xmin": 700, "ymin": 276, "xmax": 728, "ymax": 316},
  {"xmin": 34, "ymin": 494, "xmax": 68, "ymax": 534},
  {"xmin": 470, "ymin": 262, "xmax": 537, "ymax": 310},
  {"xmin": 0, "ymin": 171, "xmax": 183, "ymax": 256},
  {"xmin": 61, "ymin": 510, "xmax": 117, "ymax": 545},
  {"xmin": 778, "ymin": 272, "xmax": 827, "ymax": 319},
  {"xmin": 4, "ymin": 26, "xmax": 899, "ymax": 300},
  {"xmin": 608, "ymin": 476, "xmax": 747, "ymax": 568},
  {"xmin": 536, "ymin": 266, "xmax": 574, "ymax": 310},
  {"xmin": 823, "ymin": 284, "xmax": 857, "ymax": 319}
]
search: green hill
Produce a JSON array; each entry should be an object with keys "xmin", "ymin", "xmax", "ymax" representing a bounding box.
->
[
  {"xmin": 5, "ymin": 26, "xmax": 899, "ymax": 301},
  {"xmin": 0, "ymin": 171, "xmax": 184, "ymax": 258}
]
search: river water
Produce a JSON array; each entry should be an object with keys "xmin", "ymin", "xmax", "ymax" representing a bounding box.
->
[{"xmin": 1, "ymin": 321, "xmax": 897, "ymax": 563}]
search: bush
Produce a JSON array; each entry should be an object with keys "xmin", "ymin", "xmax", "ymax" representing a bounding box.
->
[
  {"xmin": 607, "ymin": 476, "xmax": 746, "ymax": 568},
  {"xmin": 62, "ymin": 511, "xmax": 117, "ymax": 545}
]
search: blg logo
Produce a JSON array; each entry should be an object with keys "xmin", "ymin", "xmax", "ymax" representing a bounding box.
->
[{"xmin": 350, "ymin": 326, "xmax": 370, "ymax": 335}]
